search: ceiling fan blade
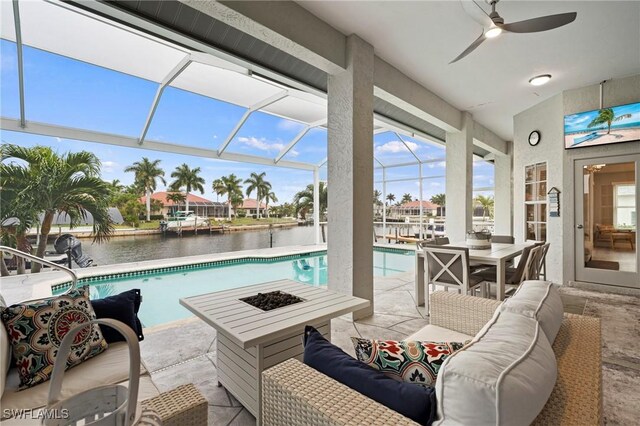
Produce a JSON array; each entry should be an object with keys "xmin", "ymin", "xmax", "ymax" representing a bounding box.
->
[
  {"xmin": 449, "ymin": 31, "xmax": 486, "ymax": 64},
  {"xmin": 498, "ymin": 12, "xmax": 577, "ymax": 33}
]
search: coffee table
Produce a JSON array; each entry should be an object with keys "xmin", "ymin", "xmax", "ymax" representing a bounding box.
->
[{"xmin": 180, "ymin": 279, "xmax": 370, "ymax": 424}]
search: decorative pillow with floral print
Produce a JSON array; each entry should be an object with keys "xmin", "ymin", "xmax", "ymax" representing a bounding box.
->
[
  {"xmin": 351, "ymin": 337, "xmax": 466, "ymax": 387},
  {"xmin": 0, "ymin": 286, "xmax": 107, "ymax": 389}
]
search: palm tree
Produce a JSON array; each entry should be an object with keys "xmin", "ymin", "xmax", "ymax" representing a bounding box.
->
[
  {"xmin": 588, "ymin": 108, "xmax": 632, "ymax": 134},
  {"xmin": 216, "ymin": 174, "xmax": 243, "ymax": 220},
  {"xmin": 386, "ymin": 193, "xmax": 396, "ymax": 205},
  {"xmin": 430, "ymin": 193, "xmax": 446, "ymax": 217},
  {"xmin": 293, "ymin": 182, "xmax": 328, "ymax": 220},
  {"xmin": 211, "ymin": 178, "xmax": 224, "ymax": 202},
  {"xmin": 373, "ymin": 189, "xmax": 382, "ymax": 206},
  {"xmin": 474, "ymin": 195, "xmax": 494, "ymax": 220},
  {"xmin": 169, "ymin": 164, "xmax": 205, "ymax": 213},
  {"xmin": 1, "ymin": 144, "xmax": 113, "ymax": 272},
  {"xmin": 264, "ymin": 191, "xmax": 278, "ymax": 218},
  {"xmin": 401, "ymin": 193, "xmax": 413, "ymax": 204},
  {"xmin": 165, "ymin": 192, "xmax": 186, "ymax": 215},
  {"xmin": 244, "ymin": 172, "xmax": 272, "ymax": 219},
  {"xmin": 124, "ymin": 158, "xmax": 166, "ymax": 221}
]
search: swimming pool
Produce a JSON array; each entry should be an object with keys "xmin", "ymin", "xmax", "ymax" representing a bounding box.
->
[{"xmin": 54, "ymin": 248, "xmax": 414, "ymax": 327}]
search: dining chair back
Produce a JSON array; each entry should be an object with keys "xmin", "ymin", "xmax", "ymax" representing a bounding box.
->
[
  {"xmin": 424, "ymin": 246, "xmax": 482, "ymax": 296},
  {"xmin": 434, "ymin": 237, "xmax": 450, "ymax": 245},
  {"xmin": 416, "ymin": 239, "xmax": 435, "ymax": 250},
  {"xmin": 524, "ymin": 245, "xmax": 544, "ymax": 281},
  {"xmin": 534, "ymin": 243, "xmax": 550, "ymax": 279},
  {"xmin": 491, "ymin": 235, "xmax": 515, "ymax": 244},
  {"xmin": 506, "ymin": 244, "xmax": 535, "ymax": 284}
]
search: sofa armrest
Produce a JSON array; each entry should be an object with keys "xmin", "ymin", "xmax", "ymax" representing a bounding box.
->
[
  {"xmin": 142, "ymin": 383, "xmax": 207, "ymax": 426},
  {"xmin": 429, "ymin": 291, "xmax": 501, "ymax": 336},
  {"xmin": 262, "ymin": 359, "xmax": 419, "ymax": 426},
  {"xmin": 533, "ymin": 314, "xmax": 602, "ymax": 425}
]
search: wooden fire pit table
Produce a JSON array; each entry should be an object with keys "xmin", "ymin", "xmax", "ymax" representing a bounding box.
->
[{"xmin": 180, "ymin": 279, "xmax": 370, "ymax": 424}]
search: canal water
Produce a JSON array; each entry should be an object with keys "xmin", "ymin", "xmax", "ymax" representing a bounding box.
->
[{"xmin": 65, "ymin": 226, "xmax": 316, "ymax": 266}]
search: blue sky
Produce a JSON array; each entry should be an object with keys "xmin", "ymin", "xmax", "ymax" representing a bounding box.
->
[
  {"xmin": 564, "ymin": 102, "xmax": 640, "ymax": 133},
  {"xmin": 0, "ymin": 39, "xmax": 494, "ymax": 203}
]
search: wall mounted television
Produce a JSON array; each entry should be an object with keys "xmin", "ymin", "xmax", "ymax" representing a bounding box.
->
[{"xmin": 564, "ymin": 101, "xmax": 640, "ymax": 149}]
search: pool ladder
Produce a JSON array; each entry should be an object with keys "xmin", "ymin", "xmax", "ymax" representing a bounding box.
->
[{"xmin": 0, "ymin": 245, "xmax": 78, "ymax": 293}]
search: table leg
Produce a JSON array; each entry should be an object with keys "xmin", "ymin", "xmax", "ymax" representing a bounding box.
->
[
  {"xmin": 496, "ymin": 259, "xmax": 506, "ymax": 301},
  {"xmin": 415, "ymin": 253, "xmax": 425, "ymax": 306}
]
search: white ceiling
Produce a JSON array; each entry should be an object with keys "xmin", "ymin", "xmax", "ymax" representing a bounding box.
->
[{"xmin": 298, "ymin": 1, "xmax": 640, "ymax": 141}]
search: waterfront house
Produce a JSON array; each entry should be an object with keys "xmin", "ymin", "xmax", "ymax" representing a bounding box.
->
[
  {"xmin": 239, "ymin": 198, "xmax": 268, "ymax": 218},
  {"xmin": 389, "ymin": 200, "xmax": 440, "ymax": 219},
  {"xmin": 141, "ymin": 192, "xmax": 228, "ymax": 219}
]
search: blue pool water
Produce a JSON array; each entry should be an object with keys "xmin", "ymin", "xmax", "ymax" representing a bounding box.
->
[{"xmin": 60, "ymin": 249, "xmax": 414, "ymax": 327}]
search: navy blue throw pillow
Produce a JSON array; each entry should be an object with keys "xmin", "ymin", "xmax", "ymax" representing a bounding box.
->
[
  {"xmin": 303, "ymin": 326, "xmax": 436, "ymax": 426},
  {"xmin": 91, "ymin": 289, "xmax": 144, "ymax": 343}
]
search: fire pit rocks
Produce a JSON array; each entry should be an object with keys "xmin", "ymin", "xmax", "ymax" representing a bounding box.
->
[{"xmin": 240, "ymin": 290, "xmax": 304, "ymax": 311}]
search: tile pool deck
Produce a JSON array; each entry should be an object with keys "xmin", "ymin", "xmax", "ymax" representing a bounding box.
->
[{"xmin": 2, "ymin": 246, "xmax": 639, "ymax": 425}]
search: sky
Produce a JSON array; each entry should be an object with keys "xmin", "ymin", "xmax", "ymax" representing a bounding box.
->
[
  {"xmin": 564, "ymin": 102, "xmax": 640, "ymax": 133},
  {"xmin": 0, "ymin": 39, "xmax": 495, "ymax": 204}
]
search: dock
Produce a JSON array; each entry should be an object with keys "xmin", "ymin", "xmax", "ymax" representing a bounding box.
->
[{"xmin": 166, "ymin": 224, "xmax": 228, "ymax": 236}]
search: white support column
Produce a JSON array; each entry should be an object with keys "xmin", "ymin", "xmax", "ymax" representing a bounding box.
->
[
  {"xmin": 419, "ymin": 164, "xmax": 423, "ymax": 239},
  {"xmin": 382, "ymin": 167, "xmax": 387, "ymax": 240},
  {"xmin": 313, "ymin": 167, "xmax": 321, "ymax": 244},
  {"xmin": 12, "ymin": 0, "xmax": 25, "ymax": 128},
  {"xmin": 493, "ymin": 148, "xmax": 513, "ymax": 236},
  {"xmin": 327, "ymin": 35, "xmax": 374, "ymax": 320},
  {"xmin": 445, "ymin": 112, "xmax": 474, "ymax": 241}
]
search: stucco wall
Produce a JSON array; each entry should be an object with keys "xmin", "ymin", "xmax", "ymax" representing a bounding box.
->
[{"xmin": 514, "ymin": 74, "xmax": 640, "ymax": 285}]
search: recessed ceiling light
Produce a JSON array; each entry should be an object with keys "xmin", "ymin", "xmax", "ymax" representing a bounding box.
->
[
  {"xmin": 529, "ymin": 74, "xmax": 552, "ymax": 86},
  {"xmin": 485, "ymin": 27, "xmax": 502, "ymax": 38}
]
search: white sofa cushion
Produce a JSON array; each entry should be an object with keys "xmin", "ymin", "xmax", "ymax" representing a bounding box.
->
[
  {"xmin": 1, "ymin": 342, "xmax": 150, "ymax": 415},
  {"xmin": 405, "ymin": 324, "xmax": 473, "ymax": 342},
  {"xmin": 502, "ymin": 280, "xmax": 564, "ymax": 343},
  {"xmin": 433, "ymin": 310, "xmax": 557, "ymax": 426}
]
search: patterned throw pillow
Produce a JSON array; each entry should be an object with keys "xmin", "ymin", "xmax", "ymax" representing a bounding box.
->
[
  {"xmin": 351, "ymin": 337, "xmax": 465, "ymax": 387},
  {"xmin": 0, "ymin": 286, "xmax": 107, "ymax": 389}
]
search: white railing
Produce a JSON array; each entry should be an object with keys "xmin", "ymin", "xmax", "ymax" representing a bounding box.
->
[{"xmin": 0, "ymin": 245, "xmax": 78, "ymax": 291}]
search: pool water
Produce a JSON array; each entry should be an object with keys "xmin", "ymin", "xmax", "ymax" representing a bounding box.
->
[{"xmin": 67, "ymin": 249, "xmax": 414, "ymax": 327}]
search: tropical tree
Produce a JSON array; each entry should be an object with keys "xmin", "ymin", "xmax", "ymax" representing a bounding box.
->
[
  {"xmin": 264, "ymin": 191, "xmax": 278, "ymax": 218},
  {"xmin": 430, "ymin": 193, "xmax": 445, "ymax": 207},
  {"xmin": 386, "ymin": 193, "xmax": 396, "ymax": 205},
  {"xmin": 293, "ymin": 182, "xmax": 328, "ymax": 220},
  {"xmin": 166, "ymin": 192, "xmax": 186, "ymax": 205},
  {"xmin": 216, "ymin": 174, "xmax": 243, "ymax": 220},
  {"xmin": 211, "ymin": 178, "xmax": 224, "ymax": 202},
  {"xmin": 1, "ymin": 144, "xmax": 113, "ymax": 272},
  {"xmin": 401, "ymin": 193, "xmax": 413, "ymax": 204},
  {"xmin": 169, "ymin": 164, "xmax": 205, "ymax": 213},
  {"xmin": 124, "ymin": 158, "xmax": 165, "ymax": 221},
  {"xmin": 588, "ymin": 108, "xmax": 632, "ymax": 134},
  {"xmin": 244, "ymin": 172, "xmax": 272, "ymax": 219},
  {"xmin": 474, "ymin": 195, "xmax": 495, "ymax": 220},
  {"xmin": 230, "ymin": 193, "xmax": 244, "ymax": 219},
  {"xmin": 373, "ymin": 189, "xmax": 382, "ymax": 206}
]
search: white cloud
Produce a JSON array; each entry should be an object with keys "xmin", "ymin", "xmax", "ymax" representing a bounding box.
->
[
  {"xmin": 277, "ymin": 119, "xmax": 303, "ymax": 132},
  {"xmin": 237, "ymin": 136, "xmax": 285, "ymax": 152},
  {"xmin": 375, "ymin": 140, "xmax": 420, "ymax": 154},
  {"xmin": 55, "ymin": 137, "xmax": 63, "ymax": 143},
  {"xmin": 101, "ymin": 161, "xmax": 119, "ymax": 173}
]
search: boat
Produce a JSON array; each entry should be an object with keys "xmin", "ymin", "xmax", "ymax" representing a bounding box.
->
[{"xmin": 164, "ymin": 211, "xmax": 209, "ymax": 230}]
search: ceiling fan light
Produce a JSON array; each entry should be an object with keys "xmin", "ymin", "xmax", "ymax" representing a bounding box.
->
[
  {"xmin": 529, "ymin": 74, "xmax": 552, "ymax": 86},
  {"xmin": 485, "ymin": 26, "xmax": 502, "ymax": 38}
]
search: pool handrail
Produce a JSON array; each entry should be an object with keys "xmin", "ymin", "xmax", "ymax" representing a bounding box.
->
[{"xmin": 0, "ymin": 245, "xmax": 78, "ymax": 292}]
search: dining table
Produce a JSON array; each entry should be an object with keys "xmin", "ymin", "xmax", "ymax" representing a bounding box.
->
[{"xmin": 414, "ymin": 241, "xmax": 535, "ymax": 306}]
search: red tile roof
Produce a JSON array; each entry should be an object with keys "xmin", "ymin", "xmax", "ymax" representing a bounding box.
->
[
  {"xmin": 241, "ymin": 198, "xmax": 267, "ymax": 209},
  {"xmin": 399, "ymin": 200, "xmax": 440, "ymax": 209},
  {"xmin": 139, "ymin": 192, "xmax": 214, "ymax": 206}
]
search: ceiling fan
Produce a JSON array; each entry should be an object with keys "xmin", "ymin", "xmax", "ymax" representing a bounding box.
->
[{"xmin": 450, "ymin": 0, "xmax": 577, "ymax": 64}]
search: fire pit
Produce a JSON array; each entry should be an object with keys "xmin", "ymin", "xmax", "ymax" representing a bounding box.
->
[{"xmin": 240, "ymin": 290, "xmax": 304, "ymax": 311}]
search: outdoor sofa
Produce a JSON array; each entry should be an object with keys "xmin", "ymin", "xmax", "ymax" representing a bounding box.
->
[{"xmin": 262, "ymin": 283, "xmax": 602, "ymax": 425}]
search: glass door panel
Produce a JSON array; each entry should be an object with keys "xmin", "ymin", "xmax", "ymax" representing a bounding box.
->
[{"xmin": 575, "ymin": 157, "xmax": 638, "ymax": 288}]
